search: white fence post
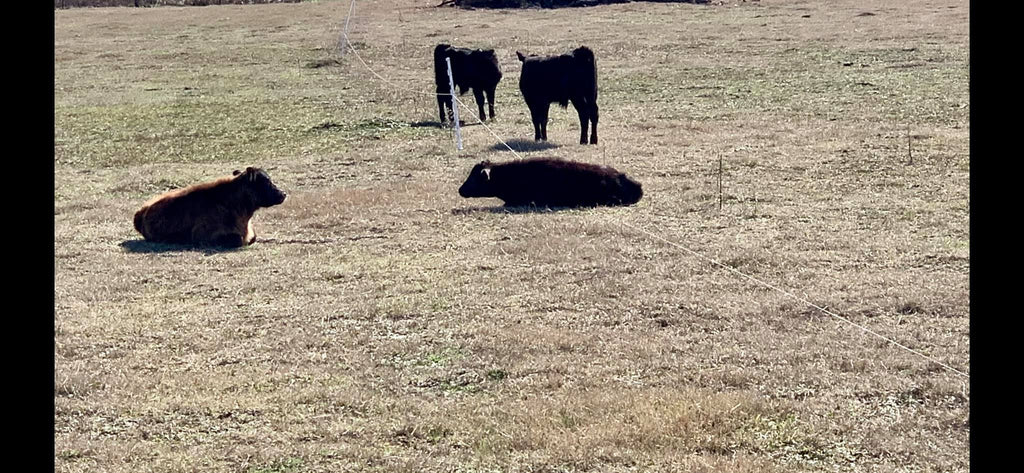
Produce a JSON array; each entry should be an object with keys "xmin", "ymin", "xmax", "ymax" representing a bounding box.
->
[
  {"xmin": 339, "ymin": 0, "xmax": 356, "ymax": 56},
  {"xmin": 445, "ymin": 57, "xmax": 463, "ymax": 151}
]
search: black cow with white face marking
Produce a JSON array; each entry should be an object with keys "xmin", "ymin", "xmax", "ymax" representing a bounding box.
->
[{"xmin": 458, "ymin": 157, "xmax": 642, "ymax": 208}]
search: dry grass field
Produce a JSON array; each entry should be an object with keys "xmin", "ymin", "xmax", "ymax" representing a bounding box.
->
[{"xmin": 54, "ymin": 0, "xmax": 969, "ymax": 471}]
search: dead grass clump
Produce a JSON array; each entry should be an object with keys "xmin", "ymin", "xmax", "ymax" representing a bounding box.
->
[
  {"xmin": 386, "ymin": 387, "xmax": 831, "ymax": 470},
  {"xmin": 55, "ymin": 372, "xmax": 102, "ymax": 398}
]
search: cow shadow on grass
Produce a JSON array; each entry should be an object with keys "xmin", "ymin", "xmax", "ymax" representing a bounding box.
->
[
  {"xmin": 410, "ymin": 120, "xmax": 444, "ymax": 128},
  {"xmin": 409, "ymin": 120, "xmax": 485, "ymax": 129},
  {"xmin": 489, "ymin": 139, "xmax": 559, "ymax": 153},
  {"xmin": 119, "ymin": 239, "xmax": 243, "ymax": 255},
  {"xmin": 451, "ymin": 205, "xmax": 578, "ymax": 215}
]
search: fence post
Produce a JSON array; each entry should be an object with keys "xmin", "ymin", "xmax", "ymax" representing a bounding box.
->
[
  {"xmin": 339, "ymin": 0, "xmax": 356, "ymax": 57},
  {"xmin": 445, "ymin": 57, "xmax": 463, "ymax": 151}
]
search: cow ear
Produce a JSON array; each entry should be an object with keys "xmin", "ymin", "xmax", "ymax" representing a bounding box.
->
[
  {"xmin": 233, "ymin": 170, "xmax": 242, "ymax": 176},
  {"xmin": 516, "ymin": 51, "xmax": 525, "ymax": 62}
]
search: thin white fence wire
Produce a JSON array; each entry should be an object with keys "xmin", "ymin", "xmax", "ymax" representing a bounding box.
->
[
  {"xmin": 338, "ymin": 1, "xmax": 525, "ymax": 158},
  {"xmin": 338, "ymin": 0, "xmax": 969, "ymax": 382},
  {"xmin": 340, "ymin": 32, "xmax": 440, "ymax": 99},
  {"xmin": 452, "ymin": 95, "xmax": 526, "ymax": 158}
]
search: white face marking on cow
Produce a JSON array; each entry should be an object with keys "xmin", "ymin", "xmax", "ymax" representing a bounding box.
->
[{"xmin": 482, "ymin": 168, "xmax": 491, "ymax": 180}]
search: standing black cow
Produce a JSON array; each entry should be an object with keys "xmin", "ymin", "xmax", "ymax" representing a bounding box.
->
[
  {"xmin": 434, "ymin": 44, "xmax": 503, "ymax": 124},
  {"xmin": 516, "ymin": 46, "xmax": 599, "ymax": 145}
]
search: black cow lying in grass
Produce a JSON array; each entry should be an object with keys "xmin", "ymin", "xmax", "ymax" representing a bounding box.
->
[
  {"xmin": 458, "ymin": 157, "xmax": 642, "ymax": 208},
  {"xmin": 434, "ymin": 44, "xmax": 503, "ymax": 124},
  {"xmin": 516, "ymin": 46, "xmax": 599, "ymax": 144}
]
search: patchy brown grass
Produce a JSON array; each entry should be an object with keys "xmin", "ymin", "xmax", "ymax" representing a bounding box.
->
[
  {"xmin": 56, "ymin": 0, "xmax": 303, "ymax": 8},
  {"xmin": 55, "ymin": 0, "xmax": 968, "ymax": 472}
]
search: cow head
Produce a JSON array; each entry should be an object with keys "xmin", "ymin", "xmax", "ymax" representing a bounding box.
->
[
  {"xmin": 473, "ymin": 49, "xmax": 503, "ymax": 85},
  {"xmin": 458, "ymin": 161, "xmax": 495, "ymax": 198},
  {"xmin": 234, "ymin": 167, "xmax": 287, "ymax": 208},
  {"xmin": 572, "ymin": 46, "xmax": 595, "ymax": 64}
]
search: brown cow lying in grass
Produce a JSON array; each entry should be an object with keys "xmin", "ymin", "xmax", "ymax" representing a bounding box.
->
[
  {"xmin": 458, "ymin": 157, "xmax": 642, "ymax": 208},
  {"xmin": 133, "ymin": 167, "xmax": 287, "ymax": 248}
]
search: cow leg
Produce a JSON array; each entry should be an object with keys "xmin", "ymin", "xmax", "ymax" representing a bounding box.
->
[
  {"xmin": 528, "ymin": 103, "xmax": 542, "ymax": 140},
  {"xmin": 199, "ymin": 215, "xmax": 247, "ymax": 248},
  {"xmin": 573, "ymin": 99, "xmax": 589, "ymax": 145},
  {"xmin": 539, "ymin": 104, "xmax": 550, "ymax": 141},
  {"xmin": 245, "ymin": 219, "xmax": 256, "ymax": 245},
  {"xmin": 486, "ymin": 87, "xmax": 496, "ymax": 120},
  {"xmin": 473, "ymin": 88, "xmax": 486, "ymax": 122},
  {"xmin": 210, "ymin": 232, "xmax": 246, "ymax": 248},
  {"xmin": 437, "ymin": 90, "xmax": 448, "ymax": 124},
  {"xmin": 589, "ymin": 103, "xmax": 599, "ymax": 145}
]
